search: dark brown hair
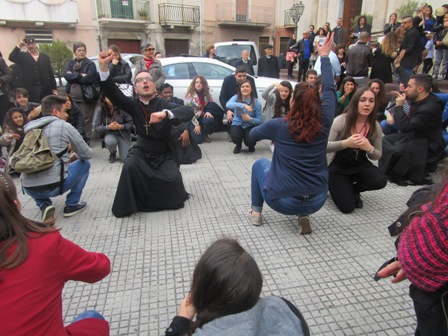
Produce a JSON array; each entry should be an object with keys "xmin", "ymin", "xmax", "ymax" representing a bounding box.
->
[
  {"xmin": 0, "ymin": 172, "xmax": 56, "ymax": 270},
  {"xmin": 273, "ymin": 81, "xmax": 293, "ymax": 118},
  {"xmin": 342, "ymin": 87, "xmax": 379, "ymax": 140},
  {"xmin": 190, "ymin": 239, "xmax": 262, "ymax": 332},
  {"xmin": 368, "ymin": 79, "xmax": 388, "ymax": 112},
  {"xmin": 108, "ymin": 44, "xmax": 122, "ymax": 61},
  {"xmin": 41, "ymin": 95, "xmax": 67, "ymax": 116},
  {"xmin": 236, "ymin": 80, "xmax": 256, "ymax": 108}
]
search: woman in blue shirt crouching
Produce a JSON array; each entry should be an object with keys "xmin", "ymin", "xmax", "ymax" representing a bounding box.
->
[{"xmin": 247, "ymin": 33, "xmax": 336, "ymax": 234}]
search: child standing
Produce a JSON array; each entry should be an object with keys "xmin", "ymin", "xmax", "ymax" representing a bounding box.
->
[{"xmin": 423, "ymin": 33, "xmax": 434, "ymax": 74}]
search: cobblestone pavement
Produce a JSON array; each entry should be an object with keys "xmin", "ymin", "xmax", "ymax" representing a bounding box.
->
[{"xmin": 17, "ymin": 132, "xmax": 421, "ymax": 336}]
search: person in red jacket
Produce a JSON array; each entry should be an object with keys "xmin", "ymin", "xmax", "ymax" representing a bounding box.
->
[
  {"xmin": 0, "ymin": 172, "xmax": 111, "ymax": 336},
  {"xmin": 377, "ymin": 161, "xmax": 448, "ymax": 336}
]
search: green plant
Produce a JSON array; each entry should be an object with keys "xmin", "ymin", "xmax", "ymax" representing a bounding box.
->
[
  {"xmin": 396, "ymin": 0, "xmax": 420, "ymax": 19},
  {"xmin": 351, "ymin": 14, "xmax": 373, "ymax": 30},
  {"xmin": 137, "ymin": 7, "xmax": 148, "ymax": 18},
  {"xmin": 39, "ymin": 40, "xmax": 73, "ymax": 87}
]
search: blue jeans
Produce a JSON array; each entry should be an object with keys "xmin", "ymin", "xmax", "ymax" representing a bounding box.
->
[
  {"xmin": 72, "ymin": 310, "xmax": 105, "ymax": 323},
  {"xmin": 23, "ymin": 160, "xmax": 90, "ymax": 210},
  {"xmin": 251, "ymin": 158, "xmax": 327, "ymax": 216},
  {"xmin": 380, "ymin": 120, "xmax": 400, "ymax": 135},
  {"xmin": 189, "ymin": 116, "xmax": 216, "ymax": 144}
]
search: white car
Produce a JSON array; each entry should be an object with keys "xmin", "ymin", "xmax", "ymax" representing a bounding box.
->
[{"xmin": 160, "ymin": 57, "xmax": 296, "ymax": 109}]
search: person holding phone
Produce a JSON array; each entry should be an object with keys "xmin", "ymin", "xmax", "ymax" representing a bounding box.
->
[{"xmin": 8, "ymin": 36, "xmax": 57, "ymax": 104}]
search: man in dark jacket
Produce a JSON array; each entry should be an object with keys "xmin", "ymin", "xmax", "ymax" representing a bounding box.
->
[
  {"xmin": 346, "ymin": 32, "xmax": 373, "ymax": 86},
  {"xmin": 293, "ymin": 31, "xmax": 314, "ymax": 82},
  {"xmin": 333, "ymin": 18, "xmax": 348, "ymax": 47},
  {"xmin": 380, "ymin": 74, "xmax": 445, "ymax": 185},
  {"xmin": 8, "ymin": 36, "xmax": 57, "ymax": 103},
  {"xmin": 233, "ymin": 50, "xmax": 255, "ymax": 76},
  {"xmin": 399, "ymin": 16, "xmax": 424, "ymax": 75},
  {"xmin": 258, "ymin": 45, "xmax": 279, "ymax": 78}
]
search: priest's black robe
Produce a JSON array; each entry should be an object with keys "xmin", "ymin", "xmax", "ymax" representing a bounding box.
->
[{"xmin": 100, "ymin": 76, "xmax": 194, "ymax": 217}]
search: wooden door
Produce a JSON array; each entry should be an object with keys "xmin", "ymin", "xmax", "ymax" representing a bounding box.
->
[
  {"xmin": 343, "ymin": 0, "xmax": 362, "ymax": 28},
  {"xmin": 165, "ymin": 39, "xmax": 189, "ymax": 56},
  {"xmin": 107, "ymin": 39, "xmax": 141, "ymax": 54}
]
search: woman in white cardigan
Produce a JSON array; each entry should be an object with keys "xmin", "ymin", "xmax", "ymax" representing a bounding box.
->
[{"xmin": 327, "ymin": 87, "xmax": 387, "ymax": 213}]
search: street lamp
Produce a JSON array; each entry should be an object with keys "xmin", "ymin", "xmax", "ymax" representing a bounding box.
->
[{"xmin": 290, "ymin": 1, "xmax": 305, "ymax": 37}]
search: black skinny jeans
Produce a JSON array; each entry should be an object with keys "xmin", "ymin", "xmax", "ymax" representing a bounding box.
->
[
  {"xmin": 230, "ymin": 125, "xmax": 256, "ymax": 149},
  {"xmin": 329, "ymin": 164, "xmax": 387, "ymax": 213}
]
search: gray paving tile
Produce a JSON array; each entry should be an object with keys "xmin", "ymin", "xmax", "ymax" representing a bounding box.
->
[{"xmin": 15, "ymin": 132, "xmax": 422, "ymax": 335}]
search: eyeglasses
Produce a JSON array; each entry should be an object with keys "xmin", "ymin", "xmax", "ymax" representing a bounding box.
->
[
  {"xmin": 144, "ymin": 48, "xmax": 155, "ymax": 51},
  {"xmin": 135, "ymin": 76, "xmax": 153, "ymax": 83}
]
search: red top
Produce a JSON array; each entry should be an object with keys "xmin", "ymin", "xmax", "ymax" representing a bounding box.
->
[{"xmin": 0, "ymin": 231, "xmax": 110, "ymax": 335}]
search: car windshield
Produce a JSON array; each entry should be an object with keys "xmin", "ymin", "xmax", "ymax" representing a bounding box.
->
[
  {"xmin": 164, "ymin": 63, "xmax": 190, "ymax": 79},
  {"xmin": 215, "ymin": 45, "xmax": 258, "ymax": 66},
  {"xmin": 191, "ymin": 62, "xmax": 233, "ymax": 79}
]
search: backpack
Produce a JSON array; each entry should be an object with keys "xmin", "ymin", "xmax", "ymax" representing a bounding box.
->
[{"xmin": 10, "ymin": 127, "xmax": 68, "ymax": 194}]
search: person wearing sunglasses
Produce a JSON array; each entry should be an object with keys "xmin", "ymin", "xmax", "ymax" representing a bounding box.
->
[{"xmin": 135, "ymin": 42, "xmax": 166, "ymax": 89}]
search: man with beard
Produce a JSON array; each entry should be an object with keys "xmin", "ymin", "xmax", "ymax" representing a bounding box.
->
[
  {"xmin": 98, "ymin": 50, "xmax": 194, "ymax": 218},
  {"xmin": 380, "ymin": 74, "xmax": 445, "ymax": 185}
]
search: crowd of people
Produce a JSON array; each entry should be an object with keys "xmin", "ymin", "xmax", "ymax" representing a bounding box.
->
[{"xmin": 0, "ymin": 4, "xmax": 448, "ymax": 334}]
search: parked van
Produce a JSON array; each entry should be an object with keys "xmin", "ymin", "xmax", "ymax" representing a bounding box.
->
[{"xmin": 214, "ymin": 41, "xmax": 260, "ymax": 76}]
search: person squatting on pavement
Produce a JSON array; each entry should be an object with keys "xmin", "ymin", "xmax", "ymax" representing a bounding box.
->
[
  {"xmin": 97, "ymin": 49, "xmax": 194, "ymax": 218},
  {"xmin": 247, "ymin": 33, "xmax": 336, "ymax": 234},
  {"xmin": 21, "ymin": 95, "xmax": 92, "ymax": 221}
]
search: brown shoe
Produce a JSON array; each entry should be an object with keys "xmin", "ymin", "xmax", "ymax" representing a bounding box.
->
[
  {"xmin": 204, "ymin": 135, "xmax": 211, "ymax": 143},
  {"xmin": 298, "ymin": 216, "xmax": 312, "ymax": 234}
]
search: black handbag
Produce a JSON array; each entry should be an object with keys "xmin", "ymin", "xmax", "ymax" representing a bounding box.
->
[{"xmin": 81, "ymin": 83, "xmax": 101, "ymax": 103}]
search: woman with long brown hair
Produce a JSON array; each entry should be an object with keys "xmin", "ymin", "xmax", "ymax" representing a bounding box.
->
[
  {"xmin": 246, "ymin": 33, "xmax": 336, "ymax": 234},
  {"xmin": 226, "ymin": 79, "xmax": 262, "ymax": 153},
  {"xmin": 370, "ymin": 31, "xmax": 399, "ymax": 84},
  {"xmin": 327, "ymin": 87, "xmax": 387, "ymax": 213},
  {"xmin": 0, "ymin": 172, "xmax": 110, "ymax": 335},
  {"xmin": 184, "ymin": 75, "xmax": 216, "ymax": 144}
]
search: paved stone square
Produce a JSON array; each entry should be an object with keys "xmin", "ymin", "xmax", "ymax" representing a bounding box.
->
[{"xmin": 17, "ymin": 132, "xmax": 421, "ymax": 336}]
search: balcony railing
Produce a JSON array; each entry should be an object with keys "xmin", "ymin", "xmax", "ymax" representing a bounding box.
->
[
  {"xmin": 96, "ymin": 0, "xmax": 150, "ymax": 21},
  {"xmin": 216, "ymin": 3, "xmax": 272, "ymax": 27},
  {"xmin": 158, "ymin": 4, "xmax": 200, "ymax": 27}
]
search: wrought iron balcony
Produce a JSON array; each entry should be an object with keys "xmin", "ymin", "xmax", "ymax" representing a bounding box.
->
[
  {"xmin": 96, "ymin": 0, "xmax": 150, "ymax": 22},
  {"xmin": 158, "ymin": 4, "xmax": 200, "ymax": 29},
  {"xmin": 216, "ymin": 3, "xmax": 272, "ymax": 28}
]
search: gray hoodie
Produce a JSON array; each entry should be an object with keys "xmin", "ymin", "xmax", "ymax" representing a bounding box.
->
[
  {"xmin": 21, "ymin": 116, "xmax": 92, "ymax": 188},
  {"xmin": 194, "ymin": 296, "xmax": 305, "ymax": 336}
]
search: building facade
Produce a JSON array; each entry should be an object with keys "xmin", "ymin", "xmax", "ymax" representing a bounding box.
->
[{"xmin": 1, "ymin": 0, "xmax": 447, "ymax": 64}]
